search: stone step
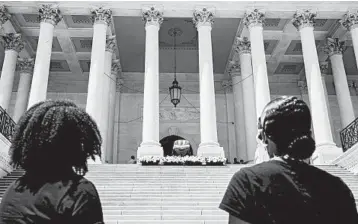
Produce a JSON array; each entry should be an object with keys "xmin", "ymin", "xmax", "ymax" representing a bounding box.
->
[
  {"xmin": 103, "ymin": 209, "xmax": 226, "ymax": 216},
  {"xmin": 103, "ymin": 214, "xmax": 228, "ymax": 221},
  {"xmin": 104, "ymin": 220, "xmax": 227, "ymax": 224}
]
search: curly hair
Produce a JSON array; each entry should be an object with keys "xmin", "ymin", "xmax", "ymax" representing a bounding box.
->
[
  {"xmin": 9, "ymin": 100, "xmax": 102, "ymax": 177},
  {"xmin": 261, "ymin": 96, "xmax": 315, "ymax": 159}
]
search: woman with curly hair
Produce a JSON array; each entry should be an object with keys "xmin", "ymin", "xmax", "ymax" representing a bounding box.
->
[
  {"xmin": 220, "ymin": 96, "xmax": 358, "ymax": 224},
  {"xmin": 0, "ymin": 100, "xmax": 104, "ymax": 224}
]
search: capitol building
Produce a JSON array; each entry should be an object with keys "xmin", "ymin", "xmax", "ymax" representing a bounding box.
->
[{"xmin": 1, "ymin": 1, "xmax": 358, "ymax": 166}]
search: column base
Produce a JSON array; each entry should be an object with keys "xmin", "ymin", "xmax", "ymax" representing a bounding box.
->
[
  {"xmin": 137, "ymin": 141, "xmax": 163, "ymax": 159},
  {"xmin": 197, "ymin": 142, "xmax": 225, "ymax": 158},
  {"xmin": 311, "ymin": 143, "xmax": 343, "ymax": 165}
]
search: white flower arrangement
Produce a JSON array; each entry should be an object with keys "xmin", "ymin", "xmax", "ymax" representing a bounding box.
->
[
  {"xmin": 139, "ymin": 156, "xmax": 227, "ymax": 166},
  {"xmin": 205, "ymin": 156, "xmax": 227, "ymax": 165},
  {"xmin": 139, "ymin": 156, "xmax": 161, "ymax": 165}
]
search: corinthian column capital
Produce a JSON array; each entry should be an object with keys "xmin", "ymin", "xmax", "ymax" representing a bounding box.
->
[
  {"xmin": 341, "ymin": 10, "xmax": 358, "ymax": 31},
  {"xmin": 235, "ymin": 37, "xmax": 251, "ymax": 55},
  {"xmin": 244, "ymin": 9, "xmax": 265, "ymax": 29},
  {"xmin": 1, "ymin": 33, "xmax": 24, "ymax": 52},
  {"xmin": 91, "ymin": 7, "xmax": 112, "ymax": 25},
  {"xmin": 228, "ymin": 60, "xmax": 241, "ymax": 76},
  {"xmin": 292, "ymin": 9, "xmax": 316, "ymax": 31},
  {"xmin": 221, "ymin": 80, "xmax": 233, "ymax": 93},
  {"xmin": 142, "ymin": 6, "xmax": 163, "ymax": 27},
  {"xmin": 105, "ymin": 35, "xmax": 116, "ymax": 53},
  {"xmin": 319, "ymin": 61, "xmax": 330, "ymax": 75},
  {"xmin": 0, "ymin": 5, "xmax": 10, "ymax": 25},
  {"xmin": 324, "ymin": 37, "xmax": 346, "ymax": 56},
  {"xmin": 17, "ymin": 57, "xmax": 35, "ymax": 73},
  {"xmin": 39, "ymin": 4, "xmax": 62, "ymax": 25},
  {"xmin": 111, "ymin": 59, "xmax": 121, "ymax": 75},
  {"xmin": 192, "ymin": 7, "xmax": 214, "ymax": 28}
]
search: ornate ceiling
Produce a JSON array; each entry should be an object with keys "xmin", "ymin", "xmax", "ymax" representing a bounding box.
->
[{"xmin": 0, "ymin": 1, "xmax": 357, "ymax": 94}]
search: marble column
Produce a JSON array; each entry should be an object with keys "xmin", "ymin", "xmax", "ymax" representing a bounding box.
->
[
  {"xmin": 235, "ymin": 37, "xmax": 258, "ymax": 161},
  {"xmin": 244, "ymin": 9, "xmax": 271, "ymax": 118},
  {"xmin": 341, "ymin": 11, "xmax": 358, "ymax": 70},
  {"xmin": 137, "ymin": 6, "xmax": 163, "ymax": 158},
  {"xmin": 319, "ymin": 61, "xmax": 335, "ymax": 141},
  {"xmin": 27, "ymin": 5, "xmax": 62, "ymax": 108},
  {"xmin": 325, "ymin": 38, "xmax": 355, "ymax": 128},
  {"xmin": 193, "ymin": 7, "xmax": 224, "ymax": 157},
  {"xmin": 228, "ymin": 63, "xmax": 248, "ymax": 161},
  {"xmin": 293, "ymin": 9, "xmax": 341, "ymax": 164},
  {"xmin": 0, "ymin": 34, "xmax": 24, "ymax": 111},
  {"xmin": 101, "ymin": 36, "xmax": 116, "ymax": 163},
  {"xmin": 108, "ymin": 62, "xmax": 121, "ymax": 163},
  {"xmin": 112, "ymin": 78, "xmax": 123, "ymax": 164},
  {"xmin": 13, "ymin": 58, "xmax": 34, "ymax": 122},
  {"xmin": 86, "ymin": 7, "xmax": 111, "ymax": 164}
]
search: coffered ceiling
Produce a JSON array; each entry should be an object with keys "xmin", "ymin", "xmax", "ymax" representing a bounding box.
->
[{"xmin": 0, "ymin": 1, "xmax": 358, "ymax": 94}]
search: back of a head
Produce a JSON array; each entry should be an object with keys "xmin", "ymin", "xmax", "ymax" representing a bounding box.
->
[
  {"xmin": 9, "ymin": 100, "xmax": 102, "ymax": 177},
  {"xmin": 131, "ymin": 156, "xmax": 135, "ymax": 160},
  {"xmin": 261, "ymin": 96, "xmax": 315, "ymax": 159}
]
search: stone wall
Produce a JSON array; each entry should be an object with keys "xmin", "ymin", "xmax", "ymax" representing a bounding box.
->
[{"xmin": 0, "ymin": 134, "xmax": 13, "ymax": 177}]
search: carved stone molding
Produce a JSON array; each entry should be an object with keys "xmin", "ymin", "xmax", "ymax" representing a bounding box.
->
[
  {"xmin": 243, "ymin": 9, "xmax": 265, "ymax": 29},
  {"xmin": 292, "ymin": 9, "xmax": 316, "ymax": 30},
  {"xmin": 0, "ymin": 5, "xmax": 10, "ymax": 25},
  {"xmin": 142, "ymin": 6, "xmax": 163, "ymax": 27},
  {"xmin": 228, "ymin": 60, "xmax": 240, "ymax": 77},
  {"xmin": 159, "ymin": 107, "xmax": 200, "ymax": 121},
  {"xmin": 105, "ymin": 35, "xmax": 116, "ymax": 53},
  {"xmin": 298, "ymin": 80, "xmax": 308, "ymax": 94},
  {"xmin": 90, "ymin": 7, "xmax": 112, "ymax": 25},
  {"xmin": 324, "ymin": 37, "xmax": 346, "ymax": 56},
  {"xmin": 168, "ymin": 126, "xmax": 179, "ymax": 136},
  {"xmin": 192, "ymin": 7, "xmax": 214, "ymax": 28},
  {"xmin": 0, "ymin": 33, "xmax": 24, "ymax": 52},
  {"xmin": 17, "ymin": 58, "xmax": 35, "ymax": 73},
  {"xmin": 221, "ymin": 80, "xmax": 233, "ymax": 93},
  {"xmin": 111, "ymin": 59, "xmax": 121, "ymax": 75},
  {"xmin": 235, "ymin": 37, "xmax": 251, "ymax": 55},
  {"xmin": 319, "ymin": 61, "xmax": 329, "ymax": 75},
  {"xmin": 341, "ymin": 10, "xmax": 358, "ymax": 31},
  {"xmin": 39, "ymin": 4, "xmax": 62, "ymax": 25}
]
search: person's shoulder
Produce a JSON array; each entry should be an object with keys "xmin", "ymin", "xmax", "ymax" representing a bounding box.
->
[
  {"xmin": 75, "ymin": 177, "xmax": 98, "ymax": 195},
  {"xmin": 238, "ymin": 161, "xmax": 283, "ymax": 176}
]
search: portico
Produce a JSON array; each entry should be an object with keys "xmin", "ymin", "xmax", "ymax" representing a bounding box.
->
[{"xmin": 1, "ymin": 2, "xmax": 358, "ymax": 165}]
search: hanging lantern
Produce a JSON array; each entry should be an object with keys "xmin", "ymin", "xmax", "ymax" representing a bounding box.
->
[
  {"xmin": 169, "ymin": 79, "xmax": 181, "ymax": 107},
  {"xmin": 168, "ymin": 27, "xmax": 182, "ymax": 107}
]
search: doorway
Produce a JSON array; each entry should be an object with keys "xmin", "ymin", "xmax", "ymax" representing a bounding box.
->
[{"xmin": 159, "ymin": 135, "xmax": 193, "ymax": 156}]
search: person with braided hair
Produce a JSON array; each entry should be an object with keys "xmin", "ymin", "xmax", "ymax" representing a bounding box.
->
[
  {"xmin": 0, "ymin": 100, "xmax": 104, "ymax": 224},
  {"xmin": 220, "ymin": 96, "xmax": 358, "ymax": 224}
]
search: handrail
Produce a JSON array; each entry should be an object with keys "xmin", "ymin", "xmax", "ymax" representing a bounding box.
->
[
  {"xmin": 333, "ymin": 117, "xmax": 358, "ymax": 174},
  {"xmin": 0, "ymin": 106, "xmax": 16, "ymax": 142},
  {"xmin": 340, "ymin": 117, "xmax": 358, "ymax": 152}
]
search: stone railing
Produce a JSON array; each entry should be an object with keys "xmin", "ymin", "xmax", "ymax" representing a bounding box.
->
[
  {"xmin": 333, "ymin": 117, "xmax": 358, "ymax": 174},
  {"xmin": 0, "ymin": 106, "xmax": 16, "ymax": 142}
]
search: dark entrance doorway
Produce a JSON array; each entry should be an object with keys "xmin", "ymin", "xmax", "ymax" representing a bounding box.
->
[{"xmin": 160, "ymin": 135, "xmax": 193, "ymax": 156}]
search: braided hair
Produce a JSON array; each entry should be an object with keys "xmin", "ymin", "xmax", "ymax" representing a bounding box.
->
[
  {"xmin": 9, "ymin": 100, "xmax": 102, "ymax": 177},
  {"xmin": 261, "ymin": 96, "xmax": 315, "ymax": 159}
]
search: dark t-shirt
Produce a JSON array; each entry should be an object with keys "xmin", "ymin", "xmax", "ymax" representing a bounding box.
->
[
  {"xmin": 219, "ymin": 160, "xmax": 358, "ymax": 224},
  {"xmin": 0, "ymin": 173, "xmax": 104, "ymax": 224}
]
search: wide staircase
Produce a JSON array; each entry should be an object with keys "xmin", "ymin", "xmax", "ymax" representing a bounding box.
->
[{"xmin": 0, "ymin": 164, "xmax": 357, "ymax": 223}]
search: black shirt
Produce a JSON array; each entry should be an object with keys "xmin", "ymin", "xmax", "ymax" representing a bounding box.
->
[
  {"xmin": 0, "ymin": 173, "xmax": 104, "ymax": 224},
  {"xmin": 219, "ymin": 160, "xmax": 358, "ymax": 224}
]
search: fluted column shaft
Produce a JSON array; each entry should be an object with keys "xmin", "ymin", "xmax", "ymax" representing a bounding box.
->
[
  {"xmin": 137, "ymin": 7, "xmax": 163, "ymax": 158},
  {"xmin": 293, "ymin": 9, "xmax": 341, "ymax": 164},
  {"xmin": 244, "ymin": 9, "xmax": 270, "ymax": 118},
  {"xmin": 193, "ymin": 8, "xmax": 224, "ymax": 157},
  {"xmin": 13, "ymin": 58, "xmax": 34, "ymax": 121},
  {"xmin": 0, "ymin": 34, "xmax": 24, "ymax": 111},
  {"xmin": 28, "ymin": 5, "xmax": 62, "ymax": 108}
]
